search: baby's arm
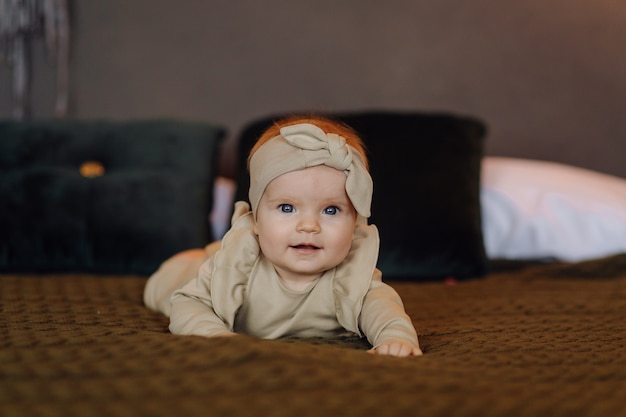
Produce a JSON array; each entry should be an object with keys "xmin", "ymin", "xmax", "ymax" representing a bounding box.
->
[
  {"xmin": 359, "ymin": 278, "xmax": 422, "ymax": 357},
  {"xmin": 169, "ymin": 257, "xmax": 236, "ymax": 337}
]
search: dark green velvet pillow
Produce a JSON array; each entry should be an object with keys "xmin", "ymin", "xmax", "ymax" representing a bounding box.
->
[
  {"xmin": 233, "ymin": 111, "xmax": 487, "ymax": 281},
  {"xmin": 0, "ymin": 119, "xmax": 225, "ymax": 275}
]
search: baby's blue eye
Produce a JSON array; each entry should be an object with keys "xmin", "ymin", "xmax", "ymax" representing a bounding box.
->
[
  {"xmin": 323, "ymin": 206, "xmax": 339, "ymax": 215},
  {"xmin": 279, "ymin": 204, "xmax": 294, "ymax": 213}
]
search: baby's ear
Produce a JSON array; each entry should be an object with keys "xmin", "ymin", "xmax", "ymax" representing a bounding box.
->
[{"xmin": 253, "ymin": 223, "xmax": 259, "ymax": 235}]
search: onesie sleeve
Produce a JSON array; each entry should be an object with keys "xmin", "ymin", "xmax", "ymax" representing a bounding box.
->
[
  {"xmin": 359, "ymin": 272, "xmax": 421, "ymax": 350},
  {"xmin": 169, "ymin": 201, "xmax": 256, "ymax": 338},
  {"xmin": 169, "ymin": 256, "xmax": 236, "ymax": 337}
]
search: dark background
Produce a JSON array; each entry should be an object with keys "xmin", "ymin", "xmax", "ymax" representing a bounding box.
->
[{"xmin": 2, "ymin": 0, "xmax": 625, "ymax": 179}]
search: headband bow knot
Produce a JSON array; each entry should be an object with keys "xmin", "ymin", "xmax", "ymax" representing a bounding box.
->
[{"xmin": 282, "ymin": 127, "xmax": 352, "ymax": 171}]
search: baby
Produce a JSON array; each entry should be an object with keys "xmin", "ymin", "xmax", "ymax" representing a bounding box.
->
[{"xmin": 144, "ymin": 116, "xmax": 422, "ymax": 357}]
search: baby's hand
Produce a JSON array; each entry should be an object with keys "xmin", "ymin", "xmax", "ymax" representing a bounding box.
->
[{"xmin": 369, "ymin": 342, "xmax": 423, "ymax": 357}]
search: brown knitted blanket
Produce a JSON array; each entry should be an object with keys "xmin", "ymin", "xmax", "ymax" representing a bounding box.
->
[{"xmin": 2, "ymin": 255, "xmax": 625, "ymax": 417}]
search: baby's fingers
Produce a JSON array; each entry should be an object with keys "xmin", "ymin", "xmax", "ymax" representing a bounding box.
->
[{"xmin": 370, "ymin": 342, "xmax": 422, "ymax": 357}]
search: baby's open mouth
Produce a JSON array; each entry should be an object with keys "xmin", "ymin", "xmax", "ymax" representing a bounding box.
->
[{"xmin": 291, "ymin": 244, "xmax": 320, "ymax": 250}]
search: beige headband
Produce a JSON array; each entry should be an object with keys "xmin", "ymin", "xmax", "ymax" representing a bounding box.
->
[{"xmin": 249, "ymin": 123, "xmax": 373, "ymax": 218}]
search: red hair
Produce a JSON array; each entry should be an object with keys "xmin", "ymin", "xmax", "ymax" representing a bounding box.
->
[{"xmin": 248, "ymin": 115, "xmax": 369, "ymax": 170}]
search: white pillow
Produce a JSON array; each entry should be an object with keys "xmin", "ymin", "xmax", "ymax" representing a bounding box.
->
[
  {"xmin": 210, "ymin": 176, "xmax": 236, "ymax": 240},
  {"xmin": 480, "ymin": 157, "xmax": 626, "ymax": 261}
]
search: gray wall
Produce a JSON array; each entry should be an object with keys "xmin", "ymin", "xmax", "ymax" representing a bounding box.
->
[{"xmin": 2, "ymin": 0, "xmax": 625, "ymax": 178}]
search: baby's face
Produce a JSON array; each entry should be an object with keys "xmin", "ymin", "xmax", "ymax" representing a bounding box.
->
[{"xmin": 254, "ymin": 165, "xmax": 357, "ymax": 286}]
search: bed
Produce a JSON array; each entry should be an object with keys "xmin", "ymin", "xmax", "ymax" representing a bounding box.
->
[{"xmin": 2, "ymin": 113, "xmax": 625, "ymax": 417}]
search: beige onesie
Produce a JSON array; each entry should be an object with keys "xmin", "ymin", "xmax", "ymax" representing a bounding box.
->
[{"xmin": 144, "ymin": 203, "xmax": 420, "ymax": 351}]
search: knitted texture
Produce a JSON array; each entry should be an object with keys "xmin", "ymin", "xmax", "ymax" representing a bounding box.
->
[{"xmin": 2, "ymin": 255, "xmax": 626, "ymax": 417}]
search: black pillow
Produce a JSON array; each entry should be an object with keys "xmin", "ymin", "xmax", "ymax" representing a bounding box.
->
[
  {"xmin": 0, "ymin": 119, "xmax": 225, "ymax": 275},
  {"xmin": 233, "ymin": 111, "xmax": 487, "ymax": 281}
]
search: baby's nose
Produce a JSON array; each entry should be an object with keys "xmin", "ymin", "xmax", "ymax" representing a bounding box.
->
[{"xmin": 296, "ymin": 215, "xmax": 321, "ymax": 233}]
